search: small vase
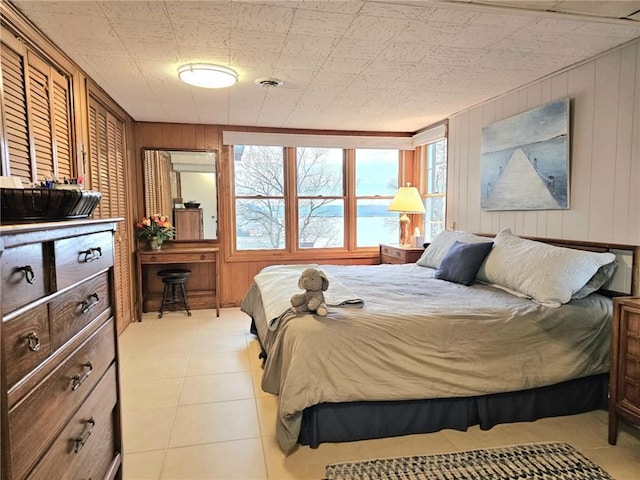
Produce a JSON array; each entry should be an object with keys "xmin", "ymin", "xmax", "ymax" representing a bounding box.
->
[{"xmin": 148, "ymin": 236, "xmax": 161, "ymax": 250}]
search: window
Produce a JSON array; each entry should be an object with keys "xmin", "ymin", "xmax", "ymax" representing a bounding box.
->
[
  {"xmin": 297, "ymin": 147, "xmax": 344, "ymax": 248},
  {"xmin": 232, "ymin": 144, "xmax": 400, "ymax": 252},
  {"xmin": 422, "ymin": 139, "xmax": 447, "ymax": 240},
  {"xmin": 234, "ymin": 145, "xmax": 286, "ymax": 250},
  {"xmin": 355, "ymin": 149, "xmax": 398, "ymax": 247}
]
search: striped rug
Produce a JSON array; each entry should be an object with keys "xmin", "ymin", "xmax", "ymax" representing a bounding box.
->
[{"xmin": 325, "ymin": 442, "xmax": 612, "ymax": 480}]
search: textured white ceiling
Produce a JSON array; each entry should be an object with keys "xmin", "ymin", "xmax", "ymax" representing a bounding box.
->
[{"xmin": 10, "ymin": 0, "xmax": 640, "ymax": 132}]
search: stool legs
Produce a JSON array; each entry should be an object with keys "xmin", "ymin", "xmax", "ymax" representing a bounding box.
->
[
  {"xmin": 158, "ymin": 281, "xmax": 171, "ymax": 318},
  {"xmin": 158, "ymin": 279, "xmax": 191, "ymax": 318},
  {"xmin": 179, "ymin": 282, "xmax": 192, "ymax": 316}
]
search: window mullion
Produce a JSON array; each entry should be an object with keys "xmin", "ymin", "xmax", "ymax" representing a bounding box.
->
[
  {"xmin": 285, "ymin": 146, "xmax": 297, "ymax": 252},
  {"xmin": 345, "ymin": 149, "xmax": 356, "ymax": 250}
]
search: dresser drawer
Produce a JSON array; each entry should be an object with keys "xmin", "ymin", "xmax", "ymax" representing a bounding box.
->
[
  {"xmin": 50, "ymin": 272, "xmax": 110, "ymax": 350},
  {"xmin": 1, "ymin": 243, "xmax": 48, "ymax": 315},
  {"xmin": 3, "ymin": 303, "xmax": 51, "ymax": 389},
  {"xmin": 27, "ymin": 365, "xmax": 118, "ymax": 480},
  {"xmin": 8, "ymin": 319, "xmax": 116, "ymax": 480},
  {"xmin": 54, "ymin": 231, "xmax": 113, "ymax": 290}
]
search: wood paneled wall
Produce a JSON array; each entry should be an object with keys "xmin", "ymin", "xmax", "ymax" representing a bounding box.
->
[
  {"xmin": 447, "ymin": 39, "xmax": 640, "ymax": 247},
  {"xmin": 133, "ymin": 123, "xmax": 413, "ymax": 306}
]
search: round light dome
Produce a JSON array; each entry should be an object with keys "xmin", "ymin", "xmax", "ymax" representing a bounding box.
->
[{"xmin": 178, "ymin": 63, "xmax": 238, "ymax": 89}]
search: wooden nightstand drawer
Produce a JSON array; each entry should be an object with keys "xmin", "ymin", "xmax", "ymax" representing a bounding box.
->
[{"xmin": 380, "ymin": 244, "xmax": 424, "ymax": 264}]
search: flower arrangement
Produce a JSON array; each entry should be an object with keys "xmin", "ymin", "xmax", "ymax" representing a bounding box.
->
[{"xmin": 135, "ymin": 214, "xmax": 175, "ymax": 245}]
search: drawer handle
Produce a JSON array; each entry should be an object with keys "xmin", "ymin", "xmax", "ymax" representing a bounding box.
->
[
  {"xmin": 200, "ymin": 254, "xmax": 206, "ymax": 260},
  {"xmin": 23, "ymin": 332, "xmax": 41, "ymax": 352},
  {"xmin": 70, "ymin": 362, "xmax": 93, "ymax": 391},
  {"xmin": 150, "ymin": 255, "xmax": 158, "ymax": 261},
  {"xmin": 80, "ymin": 247, "xmax": 102, "ymax": 263},
  {"xmin": 17, "ymin": 265, "xmax": 36, "ymax": 284},
  {"xmin": 73, "ymin": 418, "xmax": 95, "ymax": 453},
  {"xmin": 80, "ymin": 293, "xmax": 100, "ymax": 314},
  {"xmin": 394, "ymin": 251, "xmax": 400, "ymax": 256}
]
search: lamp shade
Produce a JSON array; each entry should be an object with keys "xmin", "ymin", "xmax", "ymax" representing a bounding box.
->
[
  {"xmin": 178, "ymin": 63, "xmax": 238, "ymax": 88},
  {"xmin": 388, "ymin": 184, "xmax": 425, "ymax": 213}
]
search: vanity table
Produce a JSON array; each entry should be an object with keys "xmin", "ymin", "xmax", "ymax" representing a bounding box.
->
[{"xmin": 136, "ymin": 244, "xmax": 220, "ymax": 320}]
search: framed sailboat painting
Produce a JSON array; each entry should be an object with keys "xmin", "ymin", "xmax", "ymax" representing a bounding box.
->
[{"xmin": 480, "ymin": 98, "xmax": 570, "ymax": 211}]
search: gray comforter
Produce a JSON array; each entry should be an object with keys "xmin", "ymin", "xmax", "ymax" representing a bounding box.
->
[{"xmin": 241, "ymin": 263, "xmax": 612, "ymax": 454}]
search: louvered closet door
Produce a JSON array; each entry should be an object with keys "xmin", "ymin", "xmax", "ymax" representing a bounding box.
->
[
  {"xmin": 88, "ymin": 97, "xmax": 133, "ymax": 333},
  {"xmin": 1, "ymin": 39, "xmax": 32, "ymax": 183},
  {"xmin": 26, "ymin": 53, "xmax": 55, "ymax": 181},
  {"xmin": 143, "ymin": 149, "xmax": 157, "ymax": 215},
  {"xmin": 0, "ymin": 36, "xmax": 73, "ymax": 184},
  {"xmin": 158, "ymin": 151, "xmax": 173, "ymax": 215},
  {"xmin": 51, "ymin": 69, "xmax": 72, "ymax": 181}
]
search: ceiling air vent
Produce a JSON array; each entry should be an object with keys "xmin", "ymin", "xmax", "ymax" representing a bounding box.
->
[{"xmin": 255, "ymin": 78, "xmax": 284, "ymax": 88}]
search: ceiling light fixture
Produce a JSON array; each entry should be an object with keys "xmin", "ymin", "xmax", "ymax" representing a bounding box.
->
[{"xmin": 178, "ymin": 63, "xmax": 238, "ymax": 89}]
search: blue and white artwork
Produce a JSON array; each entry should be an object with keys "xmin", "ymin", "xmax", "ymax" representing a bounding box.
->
[{"xmin": 481, "ymin": 99, "xmax": 570, "ymax": 211}]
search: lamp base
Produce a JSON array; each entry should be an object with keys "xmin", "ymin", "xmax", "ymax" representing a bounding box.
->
[{"xmin": 399, "ymin": 213, "xmax": 410, "ymax": 246}]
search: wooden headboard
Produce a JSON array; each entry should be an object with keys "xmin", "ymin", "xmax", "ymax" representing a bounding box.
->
[{"xmin": 474, "ymin": 233, "xmax": 639, "ymax": 298}]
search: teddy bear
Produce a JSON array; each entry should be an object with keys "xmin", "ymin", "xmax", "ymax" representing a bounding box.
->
[{"xmin": 290, "ymin": 267, "xmax": 329, "ymax": 316}]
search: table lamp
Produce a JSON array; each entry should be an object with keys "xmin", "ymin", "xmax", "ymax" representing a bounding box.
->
[{"xmin": 388, "ymin": 183, "xmax": 425, "ymax": 246}]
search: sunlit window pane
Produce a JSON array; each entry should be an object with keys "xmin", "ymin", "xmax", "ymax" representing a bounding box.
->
[
  {"xmin": 236, "ymin": 199, "xmax": 285, "ymax": 250},
  {"xmin": 427, "ymin": 141, "xmax": 447, "ymax": 194},
  {"xmin": 298, "ymin": 199, "xmax": 344, "ymax": 248},
  {"xmin": 424, "ymin": 196, "xmax": 446, "ymax": 241},
  {"xmin": 234, "ymin": 145, "xmax": 284, "ymax": 196},
  {"xmin": 355, "ymin": 149, "xmax": 398, "ymax": 196},
  {"xmin": 297, "ymin": 147, "xmax": 343, "ymax": 196},
  {"xmin": 356, "ymin": 199, "xmax": 398, "ymax": 247}
]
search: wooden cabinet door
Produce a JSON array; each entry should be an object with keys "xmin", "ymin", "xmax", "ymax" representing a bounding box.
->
[
  {"xmin": 0, "ymin": 33, "xmax": 73, "ymax": 184},
  {"xmin": 87, "ymin": 94, "xmax": 133, "ymax": 334},
  {"xmin": 174, "ymin": 208, "xmax": 204, "ymax": 239}
]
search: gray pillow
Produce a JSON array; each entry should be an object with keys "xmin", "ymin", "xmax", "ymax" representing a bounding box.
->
[
  {"xmin": 434, "ymin": 241, "xmax": 494, "ymax": 286},
  {"xmin": 477, "ymin": 228, "xmax": 617, "ymax": 307},
  {"xmin": 417, "ymin": 230, "xmax": 493, "ymax": 268},
  {"xmin": 572, "ymin": 261, "xmax": 617, "ymax": 299}
]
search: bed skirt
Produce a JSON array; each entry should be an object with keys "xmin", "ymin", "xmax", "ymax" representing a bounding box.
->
[{"xmin": 298, "ymin": 373, "xmax": 609, "ymax": 448}]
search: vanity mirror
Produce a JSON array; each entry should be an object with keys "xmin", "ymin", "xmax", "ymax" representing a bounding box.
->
[{"xmin": 142, "ymin": 149, "xmax": 218, "ymax": 240}]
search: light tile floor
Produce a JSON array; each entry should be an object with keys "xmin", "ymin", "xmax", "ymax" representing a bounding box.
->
[{"xmin": 120, "ymin": 308, "xmax": 640, "ymax": 480}]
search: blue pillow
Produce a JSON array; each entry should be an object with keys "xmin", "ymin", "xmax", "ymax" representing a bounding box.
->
[{"xmin": 434, "ymin": 241, "xmax": 494, "ymax": 286}]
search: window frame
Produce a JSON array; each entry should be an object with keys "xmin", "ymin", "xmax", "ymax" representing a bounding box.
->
[
  {"xmin": 233, "ymin": 145, "xmax": 288, "ymax": 251},
  {"xmin": 417, "ymin": 137, "xmax": 448, "ymax": 241},
  {"xmin": 230, "ymin": 144, "xmax": 402, "ymax": 257}
]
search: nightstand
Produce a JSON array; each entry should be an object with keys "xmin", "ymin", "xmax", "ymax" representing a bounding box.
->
[
  {"xmin": 608, "ymin": 296, "xmax": 640, "ymax": 445},
  {"xmin": 380, "ymin": 244, "xmax": 425, "ymax": 264}
]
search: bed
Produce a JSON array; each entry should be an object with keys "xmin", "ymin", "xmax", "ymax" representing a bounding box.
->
[{"xmin": 241, "ymin": 229, "xmax": 638, "ymax": 454}]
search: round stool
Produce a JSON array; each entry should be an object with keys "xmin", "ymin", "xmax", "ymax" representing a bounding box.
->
[{"xmin": 157, "ymin": 269, "xmax": 192, "ymax": 318}]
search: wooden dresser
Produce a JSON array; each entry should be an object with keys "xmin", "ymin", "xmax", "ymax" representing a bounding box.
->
[
  {"xmin": 608, "ymin": 296, "xmax": 640, "ymax": 445},
  {"xmin": 1, "ymin": 219, "xmax": 123, "ymax": 480}
]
